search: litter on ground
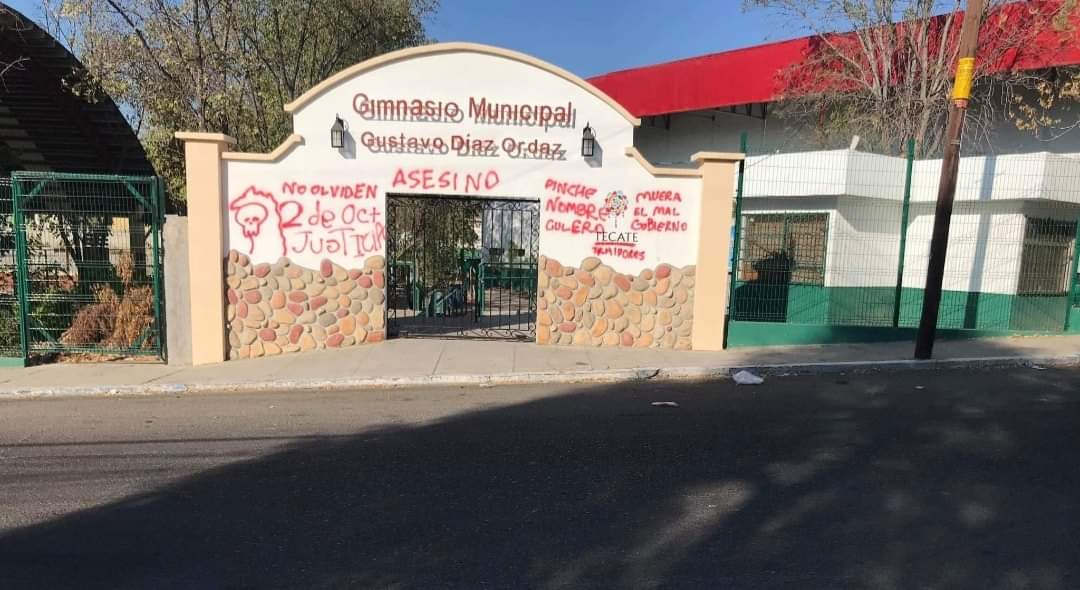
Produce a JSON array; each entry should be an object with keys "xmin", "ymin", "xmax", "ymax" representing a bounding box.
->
[{"xmin": 733, "ymin": 370, "xmax": 764, "ymax": 386}]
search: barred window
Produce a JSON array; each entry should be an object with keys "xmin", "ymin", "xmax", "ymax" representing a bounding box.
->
[
  {"xmin": 738, "ymin": 213, "xmax": 828, "ymax": 285},
  {"xmin": 1018, "ymin": 217, "xmax": 1077, "ymax": 296}
]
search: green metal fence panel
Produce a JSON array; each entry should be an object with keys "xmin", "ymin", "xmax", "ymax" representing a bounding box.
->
[
  {"xmin": 11, "ymin": 171, "xmax": 165, "ymax": 360},
  {"xmin": 728, "ymin": 139, "xmax": 1080, "ymax": 347},
  {"xmin": 891, "ymin": 139, "xmax": 916, "ymax": 328},
  {"xmin": 0, "ymin": 178, "xmax": 25, "ymax": 365},
  {"xmin": 726, "ymin": 132, "xmax": 748, "ymax": 324}
]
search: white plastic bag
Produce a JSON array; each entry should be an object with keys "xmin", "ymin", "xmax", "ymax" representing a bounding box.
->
[{"xmin": 732, "ymin": 370, "xmax": 764, "ymax": 385}]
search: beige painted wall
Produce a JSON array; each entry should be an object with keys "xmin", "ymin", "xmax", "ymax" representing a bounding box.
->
[
  {"xmin": 176, "ymin": 132, "xmax": 235, "ymax": 365},
  {"xmin": 174, "ymin": 45, "xmax": 745, "ymax": 362},
  {"xmin": 691, "ymin": 152, "xmax": 743, "ymax": 351}
]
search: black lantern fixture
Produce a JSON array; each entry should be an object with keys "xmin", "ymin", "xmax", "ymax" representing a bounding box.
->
[
  {"xmin": 330, "ymin": 115, "xmax": 346, "ymax": 149},
  {"xmin": 581, "ymin": 123, "xmax": 596, "ymax": 158}
]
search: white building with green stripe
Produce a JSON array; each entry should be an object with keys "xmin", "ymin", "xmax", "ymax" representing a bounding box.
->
[{"xmin": 728, "ymin": 149, "xmax": 1080, "ymax": 346}]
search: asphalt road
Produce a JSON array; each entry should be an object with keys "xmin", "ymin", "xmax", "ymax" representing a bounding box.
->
[{"xmin": 1, "ymin": 367, "xmax": 1079, "ymax": 589}]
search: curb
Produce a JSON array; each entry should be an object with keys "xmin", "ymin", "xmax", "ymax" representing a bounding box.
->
[{"xmin": 2, "ymin": 353, "xmax": 1079, "ymax": 400}]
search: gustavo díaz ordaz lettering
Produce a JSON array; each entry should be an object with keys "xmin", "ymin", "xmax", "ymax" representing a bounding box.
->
[{"xmin": 352, "ymin": 92, "xmax": 572, "ymax": 160}]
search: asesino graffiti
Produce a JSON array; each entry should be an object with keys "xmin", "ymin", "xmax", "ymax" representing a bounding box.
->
[
  {"xmin": 229, "ymin": 183, "xmax": 386, "ymax": 261},
  {"xmin": 391, "ymin": 167, "xmax": 500, "ymax": 193}
]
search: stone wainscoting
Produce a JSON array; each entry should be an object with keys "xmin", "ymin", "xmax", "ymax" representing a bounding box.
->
[
  {"xmin": 225, "ymin": 250, "xmax": 386, "ymax": 359},
  {"xmin": 537, "ymin": 256, "xmax": 695, "ymax": 349}
]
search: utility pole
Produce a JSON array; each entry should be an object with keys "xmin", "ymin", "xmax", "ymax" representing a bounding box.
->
[{"xmin": 914, "ymin": 0, "xmax": 986, "ymax": 360}]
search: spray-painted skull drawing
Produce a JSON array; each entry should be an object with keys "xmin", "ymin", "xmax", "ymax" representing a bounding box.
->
[
  {"xmin": 235, "ymin": 202, "xmax": 269, "ymax": 240},
  {"xmin": 228, "ymin": 186, "xmax": 286, "ymax": 257}
]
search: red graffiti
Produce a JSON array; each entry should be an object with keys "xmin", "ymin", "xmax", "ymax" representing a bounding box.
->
[
  {"xmin": 545, "ymin": 219, "xmax": 603, "ymax": 235},
  {"xmin": 630, "ymin": 218, "xmax": 689, "ymax": 233},
  {"xmin": 636, "ymin": 190, "xmax": 682, "ymax": 203},
  {"xmin": 391, "ymin": 167, "xmax": 500, "ymax": 193},
  {"xmin": 281, "ymin": 181, "xmax": 376, "ymax": 200},
  {"xmin": 545, "ymin": 196, "xmax": 606, "ymax": 221},
  {"xmin": 633, "ymin": 206, "xmax": 681, "ymax": 219},
  {"xmin": 592, "ymin": 244, "xmax": 646, "ymax": 261},
  {"xmin": 289, "ymin": 225, "xmax": 386, "ymax": 258},
  {"xmin": 276, "ymin": 199, "xmax": 382, "ymax": 230},
  {"xmin": 229, "ymin": 187, "xmax": 286, "ymax": 257},
  {"xmin": 277, "ymin": 199, "xmax": 385, "ymax": 258},
  {"xmin": 230, "ymin": 184, "xmax": 386, "ymax": 260},
  {"xmin": 544, "ymin": 178, "xmax": 597, "ymax": 199}
]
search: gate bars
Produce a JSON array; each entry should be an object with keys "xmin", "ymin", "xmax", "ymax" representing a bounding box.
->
[
  {"xmin": 386, "ymin": 194, "xmax": 540, "ymax": 339},
  {"xmin": 4, "ymin": 172, "xmax": 166, "ymax": 364}
]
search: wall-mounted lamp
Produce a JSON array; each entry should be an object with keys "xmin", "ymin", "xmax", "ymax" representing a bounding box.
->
[
  {"xmin": 581, "ymin": 123, "xmax": 596, "ymax": 158},
  {"xmin": 330, "ymin": 115, "xmax": 346, "ymax": 149}
]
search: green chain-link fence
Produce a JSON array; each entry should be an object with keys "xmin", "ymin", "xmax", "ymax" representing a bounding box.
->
[
  {"xmin": 1, "ymin": 172, "xmax": 166, "ymax": 365},
  {"xmin": 729, "ymin": 135, "xmax": 1080, "ymax": 347},
  {"xmin": 0, "ymin": 179, "xmax": 20, "ymax": 362}
]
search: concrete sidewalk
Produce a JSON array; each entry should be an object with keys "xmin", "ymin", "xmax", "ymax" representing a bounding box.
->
[{"xmin": 2, "ymin": 336, "xmax": 1079, "ymax": 399}]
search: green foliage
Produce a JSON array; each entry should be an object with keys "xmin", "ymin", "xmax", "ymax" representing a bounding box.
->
[
  {"xmin": 44, "ymin": 0, "xmax": 437, "ymax": 204},
  {"xmin": 0, "ymin": 302, "xmax": 19, "ymax": 353}
]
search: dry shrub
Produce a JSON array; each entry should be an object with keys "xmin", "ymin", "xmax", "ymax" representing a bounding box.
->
[
  {"xmin": 107, "ymin": 285, "xmax": 153, "ymax": 347},
  {"xmin": 114, "ymin": 252, "xmax": 134, "ymax": 285},
  {"xmin": 61, "ymin": 253, "xmax": 155, "ymax": 349},
  {"xmin": 60, "ymin": 286, "xmax": 116, "ymax": 346}
]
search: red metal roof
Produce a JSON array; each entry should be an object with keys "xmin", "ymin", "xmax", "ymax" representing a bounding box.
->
[{"xmin": 589, "ymin": 2, "xmax": 1080, "ymax": 118}]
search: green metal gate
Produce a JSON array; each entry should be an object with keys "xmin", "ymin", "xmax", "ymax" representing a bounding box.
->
[
  {"xmin": 0, "ymin": 178, "xmax": 20, "ymax": 364},
  {"xmin": 5, "ymin": 172, "xmax": 166, "ymax": 364},
  {"xmin": 386, "ymin": 194, "xmax": 540, "ymax": 340}
]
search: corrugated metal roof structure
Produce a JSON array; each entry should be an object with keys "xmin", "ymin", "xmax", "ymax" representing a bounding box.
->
[
  {"xmin": 0, "ymin": 3, "xmax": 153, "ymax": 175},
  {"xmin": 590, "ymin": 0, "xmax": 1080, "ymax": 118}
]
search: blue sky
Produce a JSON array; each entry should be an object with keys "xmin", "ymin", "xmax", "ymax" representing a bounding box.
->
[
  {"xmin": 426, "ymin": 0, "xmax": 783, "ymax": 76},
  {"xmin": 6, "ymin": 0, "xmax": 787, "ymax": 77}
]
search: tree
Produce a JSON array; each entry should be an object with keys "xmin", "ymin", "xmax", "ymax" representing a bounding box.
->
[
  {"xmin": 742, "ymin": 0, "xmax": 1080, "ymax": 156},
  {"xmin": 0, "ymin": 8, "xmax": 31, "ymax": 84},
  {"xmin": 1009, "ymin": 68, "xmax": 1079, "ymax": 141},
  {"xmin": 42, "ymin": 0, "xmax": 437, "ymax": 205}
]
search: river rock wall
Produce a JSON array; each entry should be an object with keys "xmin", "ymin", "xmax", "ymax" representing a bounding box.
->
[
  {"xmin": 536, "ymin": 256, "xmax": 695, "ymax": 349},
  {"xmin": 225, "ymin": 250, "xmax": 386, "ymax": 359}
]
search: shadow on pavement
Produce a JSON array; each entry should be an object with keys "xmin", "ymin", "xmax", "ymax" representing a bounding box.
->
[{"xmin": 1, "ymin": 366, "xmax": 1079, "ymax": 589}]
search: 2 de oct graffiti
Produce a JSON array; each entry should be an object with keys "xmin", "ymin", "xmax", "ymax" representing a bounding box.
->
[
  {"xmin": 359, "ymin": 131, "xmax": 566, "ymax": 160},
  {"xmin": 228, "ymin": 183, "xmax": 386, "ymax": 261}
]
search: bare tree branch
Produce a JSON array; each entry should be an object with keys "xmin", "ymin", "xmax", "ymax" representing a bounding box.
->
[{"xmin": 744, "ymin": 0, "xmax": 1076, "ymax": 156}]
